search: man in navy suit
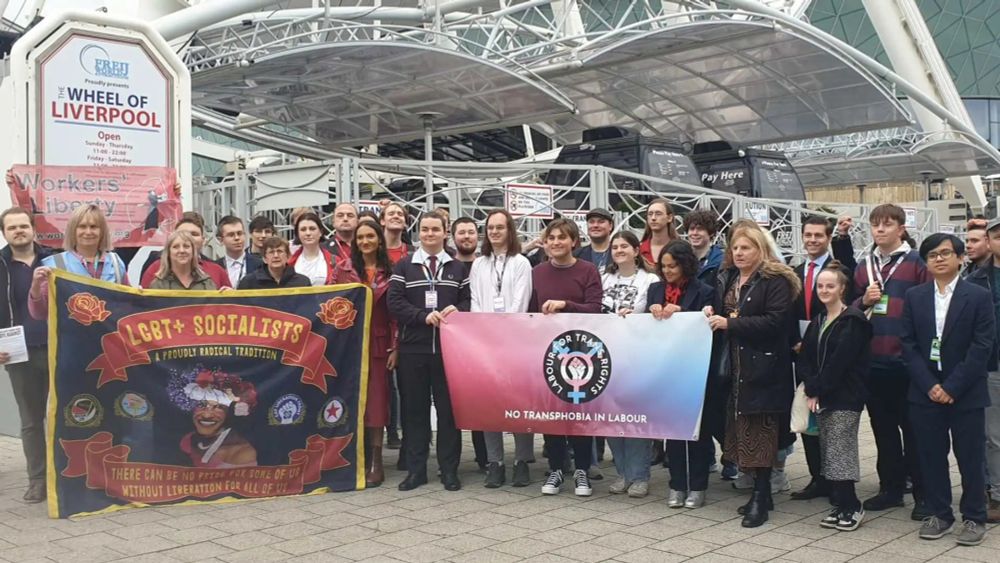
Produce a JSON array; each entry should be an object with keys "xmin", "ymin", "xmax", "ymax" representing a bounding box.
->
[
  {"xmin": 215, "ymin": 215, "xmax": 263, "ymax": 287},
  {"xmin": 901, "ymin": 233, "xmax": 995, "ymax": 546}
]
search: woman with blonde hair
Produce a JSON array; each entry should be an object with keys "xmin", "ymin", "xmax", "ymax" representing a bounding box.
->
[
  {"xmin": 706, "ymin": 226, "xmax": 800, "ymax": 528},
  {"xmin": 28, "ymin": 203, "xmax": 128, "ymax": 318},
  {"xmin": 150, "ymin": 231, "xmax": 217, "ymax": 290}
]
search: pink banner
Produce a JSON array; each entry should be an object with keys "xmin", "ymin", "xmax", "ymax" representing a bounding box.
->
[
  {"xmin": 440, "ymin": 312, "xmax": 712, "ymax": 440},
  {"xmin": 9, "ymin": 165, "xmax": 180, "ymax": 248}
]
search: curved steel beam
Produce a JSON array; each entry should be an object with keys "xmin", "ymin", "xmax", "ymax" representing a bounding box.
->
[{"xmin": 721, "ymin": 0, "xmax": 1000, "ymax": 171}]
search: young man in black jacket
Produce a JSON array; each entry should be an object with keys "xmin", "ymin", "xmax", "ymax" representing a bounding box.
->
[
  {"xmin": 388, "ymin": 211, "xmax": 471, "ymax": 491},
  {"xmin": 0, "ymin": 207, "xmax": 53, "ymax": 503}
]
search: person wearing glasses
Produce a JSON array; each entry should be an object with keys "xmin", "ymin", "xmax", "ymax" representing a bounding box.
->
[
  {"xmin": 902, "ymin": 233, "xmax": 995, "ymax": 546},
  {"xmin": 237, "ymin": 237, "xmax": 311, "ymax": 289},
  {"xmin": 215, "ymin": 215, "xmax": 262, "ymax": 288},
  {"xmin": 639, "ymin": 198, "xmax": 678, "ymax": 269}
]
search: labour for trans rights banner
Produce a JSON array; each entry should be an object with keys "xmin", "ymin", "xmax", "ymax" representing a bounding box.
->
[
  {"xmin": 47, "ymin": 271, "xmax": 371, "ymax": 518},
  {"xmin": 9, "ymin": 165, "xmax": 181, "ymax": 248},
  {"xmin": 440, "ymin": 312, "xmax": 711, "ymax": 440}
]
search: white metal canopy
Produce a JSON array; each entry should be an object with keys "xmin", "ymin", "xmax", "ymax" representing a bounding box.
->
[
  {"xmin": 539, "ymin": 20, "xmax": 910, "ymax": 145},
  {"xmin": 191, "ymin": 40, "xmax": 576, "ymax": 147}
]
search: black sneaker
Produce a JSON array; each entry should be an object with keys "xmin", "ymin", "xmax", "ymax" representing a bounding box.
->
[
  {"xmin": 484, "ymin": 462, "xmax": 505, "ymax": 489},
  {"xmin": 573, "ymin": 469, "xmax": 593, "ymax": 497},
  {"xmin": 911, "ymin": 499, "xmax": 934, "ymax": 521},
  {"xmin": 512, "ymin": 461, "xmax": 530, "ymax": 487},
  {"xmin": 835, "ymin": 509, "xmax": 865, "ymax": 532},
  {"xmin": 862, "ymin": 491, "xmax": 904, "ymax": 511},
  {"xmin": 541, "ymin": 469, "xmax": 563, "ymax": 495},
  {"xmin": 386, "ymin": 431, "xmax": 401, "ymax": 450},
  {"xmin": 820, "ymin": 508, "xmax": 840, "ymax": 529}
]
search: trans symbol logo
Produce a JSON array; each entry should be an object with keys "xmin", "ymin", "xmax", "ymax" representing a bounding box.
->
[{"xmin": 543, "ymin": 330, "xmax": 612, "ymax": 405}]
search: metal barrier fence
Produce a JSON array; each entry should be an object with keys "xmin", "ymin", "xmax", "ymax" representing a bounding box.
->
[{"xmin": 193, "ymin": 157, "xmax": 939, "ymax": 264}]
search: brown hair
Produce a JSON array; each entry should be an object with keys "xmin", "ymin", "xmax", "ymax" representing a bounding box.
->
[
  {"xmin": 641, "ymin": 198, "xmax": 678, "ymax": 242},
  {"xmin": 480, "ymin": 209, "xmax": 521, "ymax": 257},
  {"xmin": 261, "ymin": 236, "xmax": 290, "ymax": 254},
  {"xmin": 419, "ymin": 211, "xmax": 448, "ymax": 231},
  {"xmin": 0, "ymin": 207, "xmax": 34, "ymax": 229},
  {"xmin": 683, "ymin": 209, "xmax": 719, "ymax": 237},
  {"xmin": 543, "ymin": 217, "xmax": 580, "ymax": 242},
  {"xmin": 819, "ymin": 259, "xmax": 850, "ymax": 301},
  {"xmin": 869, "ymin": 204, "xmax": 905, "ymax": 226}
]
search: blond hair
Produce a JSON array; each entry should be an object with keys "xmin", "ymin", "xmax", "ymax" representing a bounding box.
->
[
  {"xmin": 156, "ymin": 230, "xmax": 206, "ymax": 281},
  {"xmin": 64, "ymin": 204, "xmax": 111, "ymax": 252},
  {"xmin": 727, "ymin": 226, "xmax": 801, "ymax": 298}
]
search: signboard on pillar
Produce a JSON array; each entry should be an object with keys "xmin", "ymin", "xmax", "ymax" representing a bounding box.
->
[
  {"xmin": 4, "ymin": 12, "xmax": 191, "ymax": 210},
  {"xmin": 39, "ymin": 35, "xmax": 172, "ymax": 167}
]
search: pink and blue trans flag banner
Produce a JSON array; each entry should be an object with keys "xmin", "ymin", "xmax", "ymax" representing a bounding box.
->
[{"xmin": 440, "ymin": 312, "xmax": 712, "ymax": 440}]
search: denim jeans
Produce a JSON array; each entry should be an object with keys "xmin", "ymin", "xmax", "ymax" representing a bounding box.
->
[{"xmin": 607, "ymin": 438, "xmax": 651, "ymax": 482}]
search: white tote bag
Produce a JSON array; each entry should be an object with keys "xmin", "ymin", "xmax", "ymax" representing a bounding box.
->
[{"xmin": 790, "ymin": 382, "xmax": 811, "ymax": 434}]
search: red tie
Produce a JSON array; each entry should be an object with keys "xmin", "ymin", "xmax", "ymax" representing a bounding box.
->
[
  {"xmin": 804, "ymin": 261, "xmax": 816, "ymax": 319},
  {"xmin": 428, "ymin": 255, "xmax": 438, "ymax": 278}
]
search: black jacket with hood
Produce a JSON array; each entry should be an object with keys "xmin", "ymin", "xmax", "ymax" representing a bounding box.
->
[{"xmin": 798, "ymin": 305, "xmax": 872, "ymax": 412}]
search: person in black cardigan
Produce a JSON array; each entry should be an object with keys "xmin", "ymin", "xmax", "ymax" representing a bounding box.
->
[
  {"xmin": 706, "ymin": 225, "xmax": 801, "ymax": 528},
  {"xmin": 798, "ymin": 261, "xmax": 872, "ymax": 532},
  {"xmin": 648, "ymin": 240, "xmax": 717, "ymax": 509}
]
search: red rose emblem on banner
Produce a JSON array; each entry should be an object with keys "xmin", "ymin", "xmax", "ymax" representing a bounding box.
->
[
  {"xmin": 317, "ymin": 297, "xmax": 357, "ymax": 329},
  {"xmin": 67, "ymin": 293, "xmax": 112, "ymax": 326}
]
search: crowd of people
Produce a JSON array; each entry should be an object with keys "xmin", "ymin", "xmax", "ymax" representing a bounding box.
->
[{"xmin": 1, "ymin": 196, "xmax": 998, "ymax": 547}]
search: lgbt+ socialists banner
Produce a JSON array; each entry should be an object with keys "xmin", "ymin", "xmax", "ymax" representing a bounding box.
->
[
  {"xmin": 46, "ymin": 270, "xmax": 370, "ymax": 518},
  {"xmin": 441, "ymin": 312, "xmax": 711, "ymax": 440}
]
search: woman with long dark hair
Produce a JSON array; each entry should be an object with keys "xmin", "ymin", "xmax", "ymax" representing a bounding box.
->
[
  {"xmin": 334, "ymin": 221, "xmax": 397, "ymax": 486},
  {"xmin": 288, "ymin": 212, "xmax": 337, "ymax": 286},
  {"xmin": 648, "ymin": 240, "xmax": 717, "ymax": 508},
  {"xmin": 470, "ymin": 209, "xmax": 534, "ymax": 488},
  {"xmin": 706, "ymin": 226, "xmax": 800, "ymax": 527},
  {"xmin": 602, "ymin": 231, "xmax": 655, "ymax": 497}
]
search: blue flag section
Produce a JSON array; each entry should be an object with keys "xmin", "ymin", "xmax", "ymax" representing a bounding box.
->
[{"xmin": 46, "ymin": 270, "xmax": 371, "ymax": 518}]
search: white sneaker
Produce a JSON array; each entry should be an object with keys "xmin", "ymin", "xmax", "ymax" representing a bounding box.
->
[
  {"xmin": 573, "ymin": 469, "xmax": 592, "ymax": 497},
  {"xmin": 609, "ymin": 478, "xmax": 629, "ymax": 494},
  {"xmin": 541, "ymin": 470, "xmax": 563, "ymax": 495},
  {"xmin": 771, "ymin": 469, "xmax": 791, "ymax": 493},
  {"xmin": 627, "ymin": 481, "xmax": 649, "ymax": 498}
]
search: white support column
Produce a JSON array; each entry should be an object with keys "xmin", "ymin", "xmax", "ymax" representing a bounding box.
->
[{"xmin": 863, "ymin": 0, "xmax": 986, "ymax": 210}]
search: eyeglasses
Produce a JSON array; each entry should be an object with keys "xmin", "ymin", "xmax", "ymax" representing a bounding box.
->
[
  {"xmin": 926, "ymin": 249, "xmax": 957, "ymax": 261},
  {"xmin": 264, "ymin": 249, "xmax": 288, "ymax": 256}
]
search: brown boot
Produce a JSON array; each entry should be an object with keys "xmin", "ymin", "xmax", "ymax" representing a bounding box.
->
[
  {"xmin": 366, "ymin": 427, "xmax": 385, "ymax": 487},
  {"xmin": 988, "ymin": 496, "xmax": 1000, "ymax": 524}
]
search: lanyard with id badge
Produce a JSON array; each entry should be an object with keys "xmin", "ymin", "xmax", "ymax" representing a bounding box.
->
[
  {"xmin": 492, "ymin": 256, "xmax": 507, "ymax": 312},
  {"xmin": 421, "ymin": 261, "xmax": 440, "ymax": 310},
  {"xmin": 866, "ymin": 253, "xmax": 904, "ymax": 315}
]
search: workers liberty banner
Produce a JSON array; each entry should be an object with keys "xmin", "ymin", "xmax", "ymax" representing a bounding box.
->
[
  {"xmin": 440, "ymin": 312, "xmax": 711, "ymax": 440},
  {"xmin": 46, "ymin": 271, "xmax": 371, "ymax": 518},
  {"xmin": 8, "ymin": 165, "xmax": 181, "ymax": 247}
]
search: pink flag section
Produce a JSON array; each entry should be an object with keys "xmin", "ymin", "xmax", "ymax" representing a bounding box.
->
[
  {"xmin": 440, "ymin": 311, "xmax": 712, "ymax": 440},
  {"xmin": 8, "ymin": 165, "xmax": 181, "ymax": 248}
]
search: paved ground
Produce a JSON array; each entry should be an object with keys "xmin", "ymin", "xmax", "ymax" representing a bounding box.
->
[{"xmin": 0, "ymin": 418, "xmax": 996, "ymax": 563}]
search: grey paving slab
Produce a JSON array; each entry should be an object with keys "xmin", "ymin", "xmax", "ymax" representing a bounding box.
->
[{"xmin": 0, "ymin": 416, "xmax": 998, "ymax": 562}]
